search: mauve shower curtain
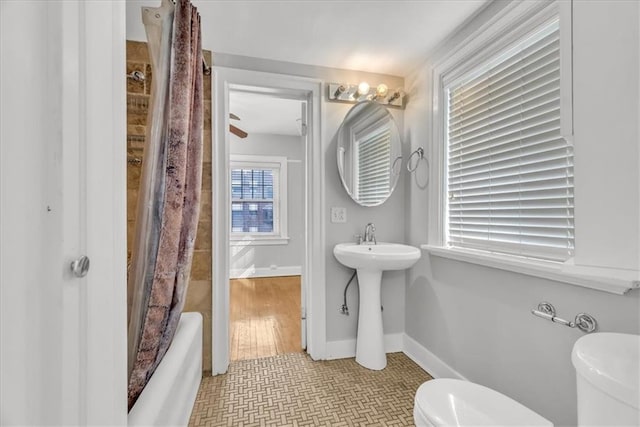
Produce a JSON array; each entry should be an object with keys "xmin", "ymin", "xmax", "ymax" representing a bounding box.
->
[{"xmin": 127, "ymin": 0, "xmax": 204, "ymax": 410}]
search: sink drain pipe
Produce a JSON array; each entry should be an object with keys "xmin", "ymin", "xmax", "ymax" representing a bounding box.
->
[{"xmin": 340, "ymin": 270, "xmax": 357, "ymax": 315}]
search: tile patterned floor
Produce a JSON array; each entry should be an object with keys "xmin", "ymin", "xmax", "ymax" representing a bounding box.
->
[{"xmin": 189, "ymin": 352, "xmax": 432, "ymax": 426}]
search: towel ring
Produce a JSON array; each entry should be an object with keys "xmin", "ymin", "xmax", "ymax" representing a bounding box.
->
[
  {"xmin": 391, "ymin": 156, "xmax": 403, "ymax": 176},
  {"xmin": 407, "ymin": 147, "xmax": 425, "ymax": 172}
]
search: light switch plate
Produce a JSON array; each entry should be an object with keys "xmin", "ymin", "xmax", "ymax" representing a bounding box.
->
[{"xmin": 330, "ymin": 207, "xmax": 347, "ymax": 223}]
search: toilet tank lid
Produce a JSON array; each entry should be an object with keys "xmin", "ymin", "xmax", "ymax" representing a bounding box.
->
[{"xmin": 572, "ymin": 333, "xmax": 640, "ymax": 409}]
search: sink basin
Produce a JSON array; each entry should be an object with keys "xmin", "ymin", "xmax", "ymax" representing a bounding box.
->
[
  {"xmin": 333, "ymin": 242, "xmax": 421, "ymax": 370},
  {"xmin": 333, "ymin": 242, "xmax": 421, "ymax": 271}
]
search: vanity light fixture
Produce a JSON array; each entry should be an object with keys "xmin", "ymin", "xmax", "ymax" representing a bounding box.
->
[
  {"xmin": 356, "ymin": 81, "xmax": 370, "ymax": 98},
  {"xmin": 374, "ymin": 83, "xmax": 388, "ymax": 99},
  {"xmin": 327, "ymin": 81, "xmax": 405, "ymax": 108},
  {"xmin": 387, "ymin": 89, "xmax": 404, "ymax": 104},
  {"xmin": 334, "ymin": 84, "xmax": 348, "ymax": 98}
]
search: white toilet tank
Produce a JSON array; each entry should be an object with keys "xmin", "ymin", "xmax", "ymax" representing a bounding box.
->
[{"xmin": 572, "ymin": 333, "xmax": 640, "ymax": 426}]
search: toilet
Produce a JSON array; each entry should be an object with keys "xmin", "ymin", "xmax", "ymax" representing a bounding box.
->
[
  {"xmin": 414, "ymin": 333, "xmax": 640, "ymax": 426},
  {"xmin": 413, "ymin": 378, "xmax": 552, "ymax": 426},
  {"xmin": 572, "ymin": 333, "xmax": 640, "ymax": 426}
]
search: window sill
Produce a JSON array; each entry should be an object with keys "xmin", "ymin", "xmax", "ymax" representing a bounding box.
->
[
  {"xmin": 230, "ymin": 236, "xmax": 290, "ymax": 246},
  {"xmin": 420, "ymin": 244, "xmax": 640, "ymax": 296}
]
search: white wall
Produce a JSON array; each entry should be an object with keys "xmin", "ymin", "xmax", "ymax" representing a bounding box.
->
[
  {"xmin": 230, "ymin": 133, "xmax": 304, "ymax": 276},
  {"xmin": 404, "ymin": 1, "xmax": 640, "ymax": 425},
  {"xmin": 324, "ymin": 103, "xmax": 407, "ymax": 343},
  {"xmin": 204, "ymin": 54, "xmax": 408, "ymax": 345}
]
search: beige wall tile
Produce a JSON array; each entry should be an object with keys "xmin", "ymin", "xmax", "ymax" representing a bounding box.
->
[
  {"xmin": 203, "ymin": 101, "xmax": 211, "ymax": 131},
  {"xmin": 127, "ymin": 189, "xmax": 138, "ymax": 222},
  {"xmin": 202, "ymin": 131, "xmax": 212, "ymax": 162},
  {"xmin": 127, "ymin": 112, "xmax": 147, "ymax": 126},
  {"xmin": 184, "ymin": 280, "xmax": 212, "ymax": 313},
  {"xmin": 195, "ymin": 222, "xmax": 212, "ymax": 250},
  {"xmin": 201, "ymin": 162, "xmax": 212, "ymax": 190},
  {"xmin": 127, "ymin": 41, "xmax": 150, "ymax": 62},
  {"xmin": 201, "ymin": 310, "xmax": 212, "ymax": 372},
  {"xmin": 127, "ymin": 124, "xmax": 146, "ymax": 137},
  {"xmin": 191, "ymin": 250, "xmax": 211, "ymax": 281},
  {"xmin": 127, "ymin": 163, "xmax": 141, "ymax": 190},
  {"xmin": 144, "ymin": 63, "xmax": 153, "ymax": 95}
]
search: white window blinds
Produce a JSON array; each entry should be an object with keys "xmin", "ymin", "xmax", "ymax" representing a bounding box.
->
[
  {"xmin": 356, "ymin": 126, "xmax": 392, "ymax": 205},
  {"xmin": 446, "ymin": 18, "xmax": 574, "ymax": 261}
]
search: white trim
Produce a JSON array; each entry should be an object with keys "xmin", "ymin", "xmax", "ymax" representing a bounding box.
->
[
  {"xmin": 422, "ymin": 244, "xmax": 640, "ymax": 295},
  {"xmin": 84, "ymin": 1, "xmax": 128, "ymax": 424},
  {"xmin": 402, "ymin": 334, "xmax": 468, "ymax": 380},
  {"xmin": 325, "ymin": 333, "xmax": 404, "ymax": 360},
  {"xmin": 230, "ymin": 236, "xmax": 290, "ymax": 246},
  {"xmin": 213, "ymin": 67, "xmax": 325, "ymax": 374},
  {"xmin": 229, "ymin": 265, "xmax": 302, "ymax": 279}
]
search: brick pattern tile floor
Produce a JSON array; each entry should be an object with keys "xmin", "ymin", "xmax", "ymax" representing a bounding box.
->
[{"xmin": 189, "ymin": 352, "xmax": 432, "ymax": 426}]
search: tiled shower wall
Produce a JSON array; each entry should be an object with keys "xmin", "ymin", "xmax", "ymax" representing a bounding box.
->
[{"xmin": 126, "ymin": 40, "xmax": 213, "ymax": 372}]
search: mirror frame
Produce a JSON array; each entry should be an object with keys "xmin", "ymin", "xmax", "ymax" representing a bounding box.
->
[{"xmin": 336, "ymin": 101, "xmax": 402, "ymax": 207}]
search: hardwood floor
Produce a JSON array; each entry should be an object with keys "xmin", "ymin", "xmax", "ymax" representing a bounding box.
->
[{"xmin": 229, "ymin": 275, "xmax": 301, "ymax": 361}]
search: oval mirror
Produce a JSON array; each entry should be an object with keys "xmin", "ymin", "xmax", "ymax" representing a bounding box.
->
[{"xmin": 336, "ymin": 101, "xmax": 402, "ymax": 206}]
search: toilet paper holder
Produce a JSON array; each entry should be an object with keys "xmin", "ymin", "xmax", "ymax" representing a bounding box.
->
[{"xmin": 531, "ymin": 302, "xmax": 597, "ymax": 333}]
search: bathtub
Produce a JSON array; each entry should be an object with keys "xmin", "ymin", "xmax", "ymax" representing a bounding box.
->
[{"xmin": 129, "ymin": 312, "xmax": 203, "ymax": 427}]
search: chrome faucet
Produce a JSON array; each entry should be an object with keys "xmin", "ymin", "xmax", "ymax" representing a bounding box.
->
[{"xmin": 363, "ymin": 223, "xmax": 376, "ymax": 245}]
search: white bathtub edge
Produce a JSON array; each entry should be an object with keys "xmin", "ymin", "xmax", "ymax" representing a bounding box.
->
[{"xmin": 128, "ymin": 311, "xmax": 203, "ymax": 427}]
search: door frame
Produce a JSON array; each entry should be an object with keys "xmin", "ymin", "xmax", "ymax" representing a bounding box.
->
[{"xmin": 212, "ymin": 68, "xmax": 326, "ymax": 374}]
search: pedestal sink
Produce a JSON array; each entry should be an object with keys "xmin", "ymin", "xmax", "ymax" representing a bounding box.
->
[{"xmin": 333, "ymin": 242, "xmax": 420, "ymax": 370}]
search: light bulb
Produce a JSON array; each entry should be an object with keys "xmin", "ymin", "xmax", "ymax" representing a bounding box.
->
[
  {"xmin": 376, "ymin": 83, "xmax": 389, "ymax": 98},
  {"xmin": 357, "ymin": 81, "xmax": 370, "ymax": 96}
]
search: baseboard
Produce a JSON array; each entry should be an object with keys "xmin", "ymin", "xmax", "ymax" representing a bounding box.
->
[
  {"xmin": 325, "ymin": 333, "xmax": 404, "ymax": 360},
  {"xmin": 402, "ymin": 334, "xmax": 467, "ymax": 380},
  {"xmin": 230, "ymin": 265, "xmax": 301, "ymax": 279}
]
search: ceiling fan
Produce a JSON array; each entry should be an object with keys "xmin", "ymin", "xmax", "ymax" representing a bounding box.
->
[{"xmin": 229, "ymin": 113, "xmax": 247, "ymax": 138}]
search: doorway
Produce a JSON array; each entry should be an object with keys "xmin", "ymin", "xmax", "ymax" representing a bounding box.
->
[
  {"xmin": 227, "ymin": 89, "xmax": 306, "ymax": 361},
  {"xmin": 229, "ymin": 276, "xmax": 301, "ymax": 360},
  {"xmin": 212, "ymin": 68, "xmax": 326, "ymax": 374}
]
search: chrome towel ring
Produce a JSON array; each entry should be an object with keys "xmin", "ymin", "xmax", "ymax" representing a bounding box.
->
[{"xmin": 407, "ymin": 147, "xmax": 428, "ymax": 173}]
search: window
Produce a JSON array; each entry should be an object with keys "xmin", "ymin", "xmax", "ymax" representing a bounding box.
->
[
  {"xmin": 230, "ymin": 155, "xmax": 288, "ymax": 244},
  {"xmin": 444, "ymin": 17, "xmax": 574, "ymax": 262}
]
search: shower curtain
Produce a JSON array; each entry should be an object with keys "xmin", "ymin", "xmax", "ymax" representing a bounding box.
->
[{"xmin": 127, "ymin": 0, "xmax": 204, "ymax": 410}]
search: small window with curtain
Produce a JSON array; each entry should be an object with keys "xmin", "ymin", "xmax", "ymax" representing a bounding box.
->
[
  {"xmin": 230, "ymin": 155, "xmax": 288, "ymax": 244},
  {"xmin": 445, "ymin": 17, "xmax": 574, "ymax": 261}
]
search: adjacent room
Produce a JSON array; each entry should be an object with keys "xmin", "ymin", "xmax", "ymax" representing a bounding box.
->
[{"xmin": 2, "ymin": 1, "xmax": 639, "ymax": 426}]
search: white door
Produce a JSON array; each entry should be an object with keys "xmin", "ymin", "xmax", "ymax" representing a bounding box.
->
[{"xmin": 0, "ymin": 1, "xmax": 127, "ymax": 424}]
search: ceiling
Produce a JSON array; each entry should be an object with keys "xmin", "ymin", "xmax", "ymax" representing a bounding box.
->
[
  {"xmin": 126, "ymin": 0, "xmax": 488, "ymax": 77},
  {"xmin": 230, "ymin": 92, "xmax": 304, "ymax": 137},
  {"xmin": 126, "ymin": 1, "xmax": 488, "ymax": 134}
]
